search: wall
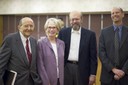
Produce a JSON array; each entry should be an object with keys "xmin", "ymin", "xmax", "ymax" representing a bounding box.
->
[{"xmin": 0, "ymin": 0, "xmax": 128, "ymax": 14}]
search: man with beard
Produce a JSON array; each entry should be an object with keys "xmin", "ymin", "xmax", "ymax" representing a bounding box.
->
[
  {"xmin": 99, "ymin": 7, "xmax": 128, "ymax": 85},
  {"xmin": 58, "ymin": 11, "xmax": 97, "ymax": 85}
]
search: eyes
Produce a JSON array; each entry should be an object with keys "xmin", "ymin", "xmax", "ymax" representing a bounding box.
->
[
  {"xmin": 70, "ymin": 18, "xmax": 80, "ymax": 22},
  {"xmin": 111, "ymin": 11, "xmax": 121, "ymax": 15},
  {"xmin": 24, "ymin": 25, "xmax": 34, "ymax": 28},
  {"xmin": 47, "ymin": 26, "xmax": 57, "ymax": 29}
]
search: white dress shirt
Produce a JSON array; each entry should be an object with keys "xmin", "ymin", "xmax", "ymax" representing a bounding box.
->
[
  {"xmin": 68, "ymin": 28, "xmax": 81, "ymax": 61},
  {"xmin": 19, "ymin": 32, "xmax": 32, "ymax": 60}
]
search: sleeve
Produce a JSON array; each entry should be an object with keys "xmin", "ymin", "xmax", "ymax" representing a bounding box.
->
[
  {"xmin": 0, "ymin": 37, "xmax": 12, "ymax": 84},
  {"xmin": 37, "ymin": 40, "xmax": 50, "ymax": 85},
  {"xmin": 99, "ymin": 30, "xmax": 114, "ymax": 72},
  {"xmin": 89, "ymin": 32, "xmax": 98, "ymax": 75}
]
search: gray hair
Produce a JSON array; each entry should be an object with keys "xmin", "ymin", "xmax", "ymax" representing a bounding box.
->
[{"xmin": 44, "ymin": 18, "xmax": 61, "ymax": 31}]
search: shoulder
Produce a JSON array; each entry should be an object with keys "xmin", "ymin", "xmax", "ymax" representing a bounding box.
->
[
  {"xmin": 101, "ymin": 25, "xmax": 113, "ymax": 32},
  {"xmin": 123, "ymin": 25, "xmax": 128, "ymax": 29},
  {"xmin": 81, "ymin": 27, "xmax": 95, "ymax": 35},
  {"xmin": 30, "ymin": 36, "xmax": 36, "ymax": 42},
  {"xmin": 57, "ymin": 38, "xmax": 64, "ymax": 44},
  {"xmin": 60, "ymin": 27, "xmax": 71, "ymax": 32},
  {"xmin": 38, "ymin": 37, "xmax": 47, "ymax": 45},
  {"xmin": 3, "ymin": 32, "xmax": 18, "ymax": 42}
]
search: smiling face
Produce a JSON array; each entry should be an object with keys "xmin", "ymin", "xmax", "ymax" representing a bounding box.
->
[
  {"xmin": 111, "ymin": 7, "xmax": 124, "ymax": 25},
  {"xmin": 18, "ymin": 17, "xmax": 35, "ymax": 38},
  {"xmin": 44, "ymin": 18, "xmax": 59, "ymax": 39},
  {"xmin": 46, "ymin": 21, "xmax": 58, "ymax": 38}
]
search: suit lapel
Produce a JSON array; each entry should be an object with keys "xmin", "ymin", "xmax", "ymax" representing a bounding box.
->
[
  {"xmin": 15, "ymin": 32, "xmax": 29, "ymax": 66},
  {"xmin": 79, "ymin": 28, "xmax": 87, "ymax": 55},
  {"xmin": 120, "ymin": 26, "xmax": 128, "ymax": 48},
  {"xmin": 67, "ymin": 28, "xmax": 72, "ymax": 56},
  {"xmin": 45, "ymin": 38, "xmax": 53, "ymax": 49},
  {"xmin": 45, "ymin": 38, "xmax": 56, "ymax": 62},
  {"xmin": 29, "ymin": 38, "xmax": 36, "ymax": 67},
  {"xmin": 109, "ymin": 26, "xmax": 115, "ymax": 46}
]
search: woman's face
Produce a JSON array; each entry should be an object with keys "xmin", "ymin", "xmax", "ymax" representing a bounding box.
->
[{"xmin": 46, "ymin": 21, "xmax": 58, "ymax": 38}]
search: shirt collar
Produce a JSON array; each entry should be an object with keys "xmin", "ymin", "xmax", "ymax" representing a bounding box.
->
[
  {"xmin": 113, "ymin": 25, "xmax": 122, "ymax": 31},
  {"xmin": 19, "ymin": 31, "xmax": 30, "ymax": 42},
  {"xmin": 71, "ymin": 27, "xmax": 81, "ymax": 34}
]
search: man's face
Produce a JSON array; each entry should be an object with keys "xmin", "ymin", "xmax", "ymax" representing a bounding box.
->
[
  {"xmin": 69, "ymin": 12, "xmax": 82, "ymax": 31},
  {"xmin": 111, "ymin": 8, "xmax": 124, "ymax": 23},
  {"xmin": 18, "ymin": 18, "xmax": 35, "ymax": 38}
]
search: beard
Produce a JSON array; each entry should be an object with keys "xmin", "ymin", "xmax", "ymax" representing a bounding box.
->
[{"xmin": 72, "ymin": 24, "xmax": 80, "ymax": 31}]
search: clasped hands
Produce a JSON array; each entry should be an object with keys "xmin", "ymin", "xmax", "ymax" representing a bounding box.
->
[{"xmin": 112, "ymin": 68, "xmax": 125, "ymax": 80}]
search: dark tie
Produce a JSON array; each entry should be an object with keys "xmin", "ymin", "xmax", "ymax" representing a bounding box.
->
[
  {"xmin": 26, "ymin": 39, "xmax": 32, "ymax": 64},
  {"xmin": 114, "ymin": 27, "xmax": 120, "ymax": 66}
]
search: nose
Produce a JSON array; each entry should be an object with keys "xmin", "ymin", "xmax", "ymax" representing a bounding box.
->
[
  {"xmin": 73, "ymin": 19, "xmax": 77, "ymax": 23},
  {"xmin": 28, "ymin": 26, "xmax": 31, "ymax": 30}
]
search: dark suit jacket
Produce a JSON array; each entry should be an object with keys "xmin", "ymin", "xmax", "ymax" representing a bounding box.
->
[
  {"xmin": 0, "ymin": 32, "xmax": 41, "ymax": 85},
  {"xmin": 58, "ymin": 27, "xmax": 97, "ymax": 84},
  {"xmin": 99, "ymin": 25, "xmax": 128, "ymax": 83}
]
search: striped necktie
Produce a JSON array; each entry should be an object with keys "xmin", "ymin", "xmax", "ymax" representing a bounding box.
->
[
  {"xmin": 26, "ymin": 39, "xmax": 32, "ymax": 64},
  {"xmin": 114, "ymin": 27, "xmax": 120, "ymax": 66}
]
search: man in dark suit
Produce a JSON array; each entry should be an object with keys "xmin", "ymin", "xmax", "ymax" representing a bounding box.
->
[
  {"xmin": 0, "ymin": 17, "xmax": 42, "ymax": 85},
  {"xmin": 58, "ymin": 11, "xmax": 97, "ymax": 85},
  {"xmin": 99, "ymin": 7, "xmax": 128, "ymax": 85}
]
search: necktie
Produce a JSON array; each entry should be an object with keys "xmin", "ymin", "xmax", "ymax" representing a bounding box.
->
[
  {"xmin": 114, "ymin": 27, "xmax": 120, "ymax": 66},
  {"xmin": 26, "ymin": 39, "xmax": 32, "ymax": 64}
]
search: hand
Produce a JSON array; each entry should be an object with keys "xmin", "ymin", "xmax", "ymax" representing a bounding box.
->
[
  {"xmin": 114, "ymin": 75, "xmax": 120, "ymax": 80},
  {"xmin": 88, "ymin": 75, "xmax": 96, "ymax": 85},
  {"xmin": 112, "ymin": 68, "xmax": 125, "ymax": 79}
]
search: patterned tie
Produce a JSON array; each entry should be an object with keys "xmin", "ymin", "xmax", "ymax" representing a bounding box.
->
[
  {"xmin": 114, "ymin": 27, "xmax": 120, "ymax": 66},
  {"xmin": 26, "ymin": 39, "xmax": 32, "ymax": 64}
]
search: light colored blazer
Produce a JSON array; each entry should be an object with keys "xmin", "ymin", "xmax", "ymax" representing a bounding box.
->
[{"xmin": 37, "ymin": 37, "xmax": 65, "ymax": 85}]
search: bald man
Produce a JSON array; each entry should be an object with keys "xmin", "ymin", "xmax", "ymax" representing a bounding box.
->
[
  {"xmin": 99, "ymin": 7, "xmax": 128, "ymax": 85},
  {"xmin": 0, "ymin": 17, "xmax": 42, "ymax": 85}
]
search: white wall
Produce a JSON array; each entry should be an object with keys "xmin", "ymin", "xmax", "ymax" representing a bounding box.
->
[{"xmin": 0, "ymin": 0, "xmax": 128, "ymax": 14}]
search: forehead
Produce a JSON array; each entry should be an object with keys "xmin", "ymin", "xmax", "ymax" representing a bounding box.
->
[
  {"xmin": 70, "ymin": 11, "xmax": 81, "ymax": 18},
  {"xmin": 22, "ymin": 18, "xmax": 34, "ymax": 25},
  {"xmin": 48, "ymin": 21, "xmax": 56, "ymax": 26},
  {"xmin": 111, "ymin": 8, "xmax": 122, "ymax": 13}
]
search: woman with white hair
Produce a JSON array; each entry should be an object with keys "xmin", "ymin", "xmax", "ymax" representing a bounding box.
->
[{"xmin": 37, "ymin": 18, "xmax": 65, "ymax": 85}]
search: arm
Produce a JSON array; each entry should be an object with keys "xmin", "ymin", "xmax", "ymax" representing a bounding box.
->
[
  {"xmin": 37, "ymin": 40, "xmax": 50, "ymax": 85},
  {"xmin": 90, "ymin": 32, "xmax": 97, "ymax": 75},
  {"xmin": 89, "ymin": 32, "xmax": 97, "ymax": 85},
  {"xmin": 0, "ymin": 37, "xmax": 12, "ymax": 84}
]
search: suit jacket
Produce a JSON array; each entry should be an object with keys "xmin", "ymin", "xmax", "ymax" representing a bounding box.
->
[
  {"xmin": 58, "ymin": 27, "xmax": 97, "ymax": 84},
  {"xmin": 99, "ymin": 25, "xmax": 128, "ymax": 83},
  {"xmin": 0, "ymin": 32, "xmax": 42, "ymax": 85},
  {"xmin": 37, "ymin": 37, "xmax": 65, "ymax": 85}
]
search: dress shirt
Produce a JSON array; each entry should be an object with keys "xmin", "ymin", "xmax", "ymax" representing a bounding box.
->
[
  {"xmin": 68, "ymin": 28, "xmax": 81, "ymax": 61},
  {"xmin": 113, "ymin": 25, "xmax": 122, "ymax": 42},
  {"xmin": 19, "ymin": 32, "xmax": 32, "ymax": 60}
]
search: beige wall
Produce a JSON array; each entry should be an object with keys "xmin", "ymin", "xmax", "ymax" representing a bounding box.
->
[{"xmin": 0, "ymin": 0, "xmax": 128, "ymax": 14}]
